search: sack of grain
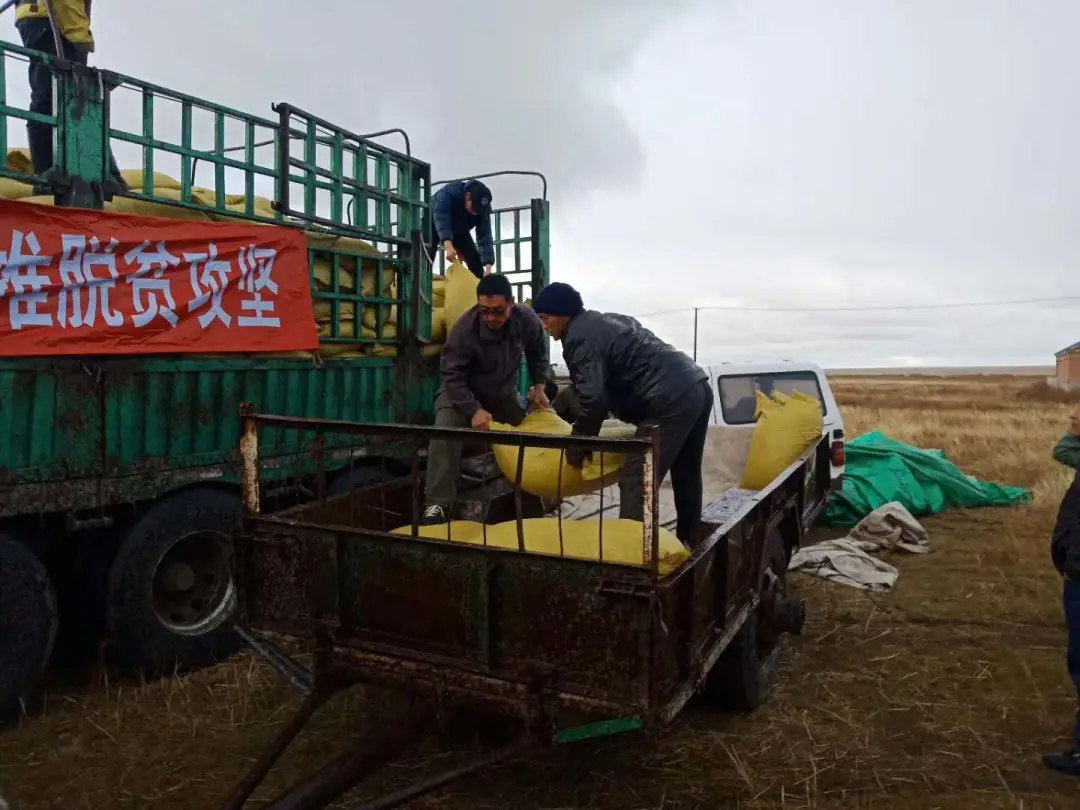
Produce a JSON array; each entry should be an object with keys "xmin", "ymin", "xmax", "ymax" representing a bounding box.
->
[
  {"xmin": 740, "ymin": 390, "xmax": 823, "ymax": 490},
  {"xmin": 488, "ymin": 409, "xmax": 636, "ymax": 499},
  {"xmin": 390, "ymin": 517, "xmax": 690, "ymax": 577}
]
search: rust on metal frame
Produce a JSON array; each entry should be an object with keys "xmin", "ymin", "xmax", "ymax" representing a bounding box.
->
[{"xmin": 240, "ymin": 402, "xmax": 262, "ymax": 516}]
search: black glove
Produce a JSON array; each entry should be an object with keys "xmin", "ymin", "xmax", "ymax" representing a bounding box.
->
[
  {"xmin": 1066, "ymin": 545, "xmax": 1080, "ymax": 581},
  {"xmin": 565, "ymin": 447, "xmax": 590, "ymax": 469}
]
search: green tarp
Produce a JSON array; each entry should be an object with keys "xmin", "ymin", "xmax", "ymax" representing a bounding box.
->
[{"xmin": 823, "ymin": 431, "xmax": 1033, "ymax": 527}]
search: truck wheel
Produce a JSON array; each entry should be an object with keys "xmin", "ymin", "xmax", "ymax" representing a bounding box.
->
[
  {"xmin": 106, "ymin": 488, "xmax": 242, "ymax": 676},
  {"xmin": 0, "ymin": 534, "xmax": 58, "ymax": 725},
  {"xmin": 704, "ymin": 528, "xmax": 793, "ymax": 712}
]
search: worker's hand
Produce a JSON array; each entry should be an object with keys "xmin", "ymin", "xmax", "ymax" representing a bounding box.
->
[
  {"xmin": 471, "ymin": 408, "xmax": 493, "ymax": 431},
  {"xmin": 528, "ymin": 384, "xmax": 550, "ymax": 411},
  {"xmin": 484, "ymin": 264, "xmax": 494, "ymax": 276},
  {"xmin": 1066, "ymin": 545, "xmax": 1080, "ymax": 581},
  {"xmin": 443, "ymin": 241, "xmax": 459, "ymax": 263},
  {"xmin": 565, "ymin": 447, "xmax": 589, "ymax": 469}
]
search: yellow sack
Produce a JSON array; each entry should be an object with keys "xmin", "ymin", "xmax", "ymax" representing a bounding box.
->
[
  {"xmin": 121, "ymin": 169, "xmax": 181, "ymax": 191},
  {"xmin": 390, "ymin": 518, "xmax": 690, "ymax": 577},
  {"xmin": 444, "ymin": 260, "xmax": 478, "ymax": 329},
  {"xmin": 366, "ymin": 344, "xmax": 442, "ymax": 358},
  {"xmin": 6, "ymin": 147, "xmax": 33, "ymax": 176},
  {"xmin": 740, "ymin": 390, "xmax": 823, "ymax": 490},
  {"xmin": 430, "ymin": 307, "xmax": 447, "ymax": 343},
  {"xmin": 0, "ymin": 178, "xmax": 33, "ymax": 200},
  {"xmin": 109, "ymin": 190, "xmax": 216, "ymax": 222},
  {"xmin": 433, "ymin": 275, "xmax": 447, "ymax": 308},
  {"xmin": 391, "ymin": 521, "xmax": 486, "ymax": 542},
  {"xmin": 489, "ymin": 409, "xmax": 637, "ymax": 499}
]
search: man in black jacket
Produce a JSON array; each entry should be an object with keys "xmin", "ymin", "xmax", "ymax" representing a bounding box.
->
[
  {"xmin": 1044, "ymin": 406, "xmax": 1080, "ymax": 776},
  {"xmin": 422, "ymin": 273, "xmax": 551, "ymax": 525},
  {"xmin": 531, "ymin": 282, "xmax": 713, "ymax": 544}
]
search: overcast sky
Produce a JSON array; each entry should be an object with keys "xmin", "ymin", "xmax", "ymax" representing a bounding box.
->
[{"xmin": 3, "ymin": 0, "xmax": 1077, "ymax": 368}]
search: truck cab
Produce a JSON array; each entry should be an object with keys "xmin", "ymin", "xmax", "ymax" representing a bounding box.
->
[{"xmin": 705, "ymin": 361, "xmax": 846, "ymax": 493}]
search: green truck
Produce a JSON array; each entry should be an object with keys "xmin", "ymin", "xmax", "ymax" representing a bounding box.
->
[{"xmin": 0, "ymin": 39, "xmax": 550, "ymax": 721}]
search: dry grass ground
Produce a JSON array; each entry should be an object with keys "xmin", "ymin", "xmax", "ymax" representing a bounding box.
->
[{"xmin": 2, "ymin": 374, "xmax": 1080, "ymax": 809}]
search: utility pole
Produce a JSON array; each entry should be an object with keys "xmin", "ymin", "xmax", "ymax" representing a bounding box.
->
[{"xmin": 693, "ymin": 307, "xmax": 700, "ymax": 362}]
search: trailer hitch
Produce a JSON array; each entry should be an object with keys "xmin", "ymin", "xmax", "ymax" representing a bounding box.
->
[{"xmin": 233, "ymin": 624, "xmax": 315, "ymax": 696}]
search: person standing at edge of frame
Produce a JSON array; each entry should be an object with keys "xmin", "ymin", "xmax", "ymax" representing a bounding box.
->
[
  {"xmin": 14, "ymin": 0, "xmax": 129, "ymax": 196},
  {"xmin": 1044, "ymin": 404, "xmax": 1080, "ymax": 776},
  {"xmin": 426, "ymin": 179, "xmax": 495, "ymax": 280}
]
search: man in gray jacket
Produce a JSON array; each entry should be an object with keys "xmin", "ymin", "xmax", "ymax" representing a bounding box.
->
[
  {"xmin": 422, "ymin": 273, "xmax": 551, "ymax": 524},
  {"xmin": 532, "ymin": 282, "xmax": 713, "ymax": 544}
]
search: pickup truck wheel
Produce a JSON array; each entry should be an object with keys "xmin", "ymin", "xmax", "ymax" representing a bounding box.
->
[
  {"xmin": 106, "ymin": 488, "xmax": 242, "ymax": 676},
  {"xmin": 0, "ymin": 534, "xmax": 58, "ymax": 725},
  {"xmin": 704, "ymin": 528, "xmax": 792, "ymax": 712}
]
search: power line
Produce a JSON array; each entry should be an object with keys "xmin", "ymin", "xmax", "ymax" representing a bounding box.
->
[{"xmin": 631, "ymin": 294, "xmax": 1080, "ymax": 319}]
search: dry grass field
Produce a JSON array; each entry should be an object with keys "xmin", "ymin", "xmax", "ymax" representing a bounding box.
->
[{"xmin": 2, "ymin": 373, "xmax": 1080, "ymax": 809}]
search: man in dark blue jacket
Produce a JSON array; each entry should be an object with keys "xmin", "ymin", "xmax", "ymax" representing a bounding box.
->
[{"xmin": 427, "ymin": 179, "xmax": 495, "ymax": 280}]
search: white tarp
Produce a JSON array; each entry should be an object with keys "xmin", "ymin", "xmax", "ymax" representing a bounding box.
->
[{"xmin": 788, "ymin": 501, "xmax": 930, "ymax": 591}]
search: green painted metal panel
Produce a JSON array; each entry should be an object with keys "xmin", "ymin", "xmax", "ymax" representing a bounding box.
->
[
  {"xmin": 0, "ymin": 359, "xmax": 102, "ymax": 484},
  {"xmin": 101, "ymin": 356, "xmax": 439, "ymax": 479}
]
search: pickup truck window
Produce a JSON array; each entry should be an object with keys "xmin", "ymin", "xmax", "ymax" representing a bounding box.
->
[{"xmin": 717, "ymin": 372, "xmax": 824, "ymax": 424}]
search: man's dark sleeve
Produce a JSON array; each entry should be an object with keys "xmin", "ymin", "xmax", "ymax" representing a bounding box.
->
[
  {"xmin": 475, "ymin": 213, "xmax": 495, "ymax": 266},
  {"xmin": 440, "ymin": 322, "xmax": 481, "ymax": 418},
  {"xmin": 432, "ymin": 187, "xmax": 454, "ymax": 243},
  {"xmin": 522, "ymin": 310, "xmax": 551, "ymax": 385},
  {"xmin": 1054, "ymin": 433, "xmax": 1080, "ymax": 470},
  {"xmin": 564, "ymin": 331, "xmax": 609, "ymax": 436}
]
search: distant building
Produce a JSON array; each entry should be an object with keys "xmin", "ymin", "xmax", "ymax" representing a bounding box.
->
[{"xmin": 1055, "ymin": 341, "xmax": 1080, "ymax": 389}]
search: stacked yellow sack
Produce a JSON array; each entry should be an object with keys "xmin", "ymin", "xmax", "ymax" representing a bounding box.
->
[
  {"xmin": 739, "ymin": 390, "xmax": 824, "ymax": 490},
  {"xmin": 488, "ymin": 409, "xmax": 637, "ymax": 499},
  {"xmin": 390, "ymin": 517, "xmax": 690, "ymax": 577},
  {"xmin": 0, "ymin": 148, "xmax": 34, "ymax": 199}
]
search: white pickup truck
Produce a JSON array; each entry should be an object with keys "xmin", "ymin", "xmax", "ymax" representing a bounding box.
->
[{"xmin": 555, "ymin": 361, "xmax": 846, "ymax": 530}]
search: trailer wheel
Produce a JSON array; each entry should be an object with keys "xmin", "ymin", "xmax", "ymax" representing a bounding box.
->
[
  {"xmin": 704, "ymin": 528, "xmax": 790, "ymax": 712},
  {"xmin": 106, "ymin": 488, "xmax": 242, "ymax": 676},
  {"xmin": 0, "ymin": 534, "xmax": 58, "ymax": 725}
]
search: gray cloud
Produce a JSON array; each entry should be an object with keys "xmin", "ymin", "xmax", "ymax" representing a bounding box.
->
[{"xmin": 2, "ymin": 0, "xmax": 1076, "ymax": 368}]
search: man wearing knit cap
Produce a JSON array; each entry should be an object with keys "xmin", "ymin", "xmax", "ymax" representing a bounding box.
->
[
  {"xmin": 532, "ymin": 282, "xmax": 713, "ymax": 544},
  {"xmin": 421, "ymin": 273, "xmax": 552, "ymax": 525}
]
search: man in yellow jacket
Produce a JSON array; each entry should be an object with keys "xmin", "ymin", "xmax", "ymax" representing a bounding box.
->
[{"xmin": 14, "ymin": 1, "xmax": 127, "ymax": 193}]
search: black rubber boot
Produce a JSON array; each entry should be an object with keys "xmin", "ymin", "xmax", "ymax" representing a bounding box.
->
[{"xmin": 1043, "ymin": 749, "xmax": 1080, "ymax": 776}]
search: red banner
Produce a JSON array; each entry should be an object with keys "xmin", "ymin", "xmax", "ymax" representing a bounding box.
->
[{"xmin": 0, "ymin": 198, "xmax": 319, "ymax": 356}]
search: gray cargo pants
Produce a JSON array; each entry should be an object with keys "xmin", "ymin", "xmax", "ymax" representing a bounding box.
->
[
  {"xmin": 425, "ymin": 389, "xmax": 527, "ymax": 506},
  {"xmin": 617, "ymin": 379, "xmax": 715, "ymax": 544}
]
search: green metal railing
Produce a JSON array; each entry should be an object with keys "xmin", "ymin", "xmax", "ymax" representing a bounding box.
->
[{"xmin": 0, "ymin": 40, "xmax": 432, "ymax": 349}]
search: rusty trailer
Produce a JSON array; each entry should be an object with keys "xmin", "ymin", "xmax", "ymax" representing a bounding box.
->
[{"xmin": 223, "ymin": 403, "xmax": 821, "ymax": 809}]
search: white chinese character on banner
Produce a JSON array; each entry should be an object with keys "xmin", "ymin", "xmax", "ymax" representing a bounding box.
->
[
  {"xmin": 57, "ymin": 234, "xmax": 123, "ymax": 329},
  {"xmin": 184, "ymin": 242, "xmax": 232, "ymax": 328},
  {"xmin": 125, "ymin": 240, "xmax": 180, "ymax": 328},
  {"xmin": 0, "ymin": 229, "xmax": 53, "ymax": 329},
  {"xmin": 237, "ymin": 245, "xmax": 281, "ymax": 328}
]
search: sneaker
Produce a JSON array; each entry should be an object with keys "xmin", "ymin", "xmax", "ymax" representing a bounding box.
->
[
  {"xmin": 420, "ymin": 504, "xmax": 448, "ymax": 526},
  {"xmin": 1043, "ymin": 748, "xmax": 1080, "ymax": 776}
]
